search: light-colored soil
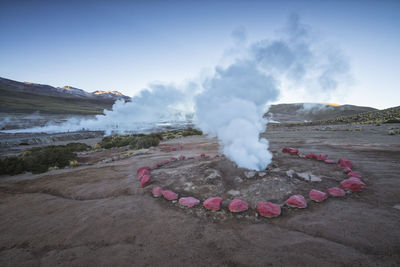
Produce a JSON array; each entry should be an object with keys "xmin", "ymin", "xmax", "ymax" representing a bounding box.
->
[{"xmin": 1, "ymin": 124, "xmax": 400, "ymax": 266}]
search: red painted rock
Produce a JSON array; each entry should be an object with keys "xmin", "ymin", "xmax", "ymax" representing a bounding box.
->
[
  {"xmin": 257, "ymin": 202, "xmax": 281, "ymax": 218},
  {"xmin": 228, "ymin": 199, "xmax": 249, "ymax": 212},
  {"xmin": 213, "ymin": 154, "xmax": 220, "ymax": 158},
  {"xmin": 309, "ymin": 189, "xmax": 328, "ymax": 202},
  {"xmin": 157, "ymin": 159, "xmax": 169, "ymax": 166},
  {"xmin": 137, "ymin": 169, "xmax": 150, "ymax": 180},
  {"xmin": 282, "ymin": 147, "xmax": 299, "ymax": 154},
  {"xmin": 316, "ymin": 154, "xmax": 328, "ymax": 161},
  {"xmin": 152, "ymin": 187, "xmax": 163, "ymax": 197},
  {"xmin": 170, "ymin": 157, "xmax": 177, "ymax": 161},
  {"xmin": 324, "ymin": 160, "xmax": 336, "ymax": 164},
  {"xmin": 306, "ymin": 153, "xmax": 316, "ymax": 159},
  {"xmin": 203, "ymin": 197, "xmax": 223, "ymax": 211},
  {"xmin": 341, "ymin": 177, "xmax": 365, "ymax": 192},
  {"xmin": 162, "ymin": 190, "xmax": 178, "ymax": 200},
  {"xmin": 343, "ymin": 167, "xmax": 352, "ymax": 173},
  {"xmin": 179, "ymin": 197, "xmax": 200, "ymax": 207},
  {"xmin": 200, "ymin": 153, "xmax": 206, "ymax": 158},
  {"xmin": 338, "ymin": 158, "xmax": 353, "ymax": 168},
  {"xmin": 285, "ymin": 195, "xmax": 307, "ymax": 208},
  {"xmin": 150, "ymin": 165, "xmax": 158, "ymax": 170},
  {"xmin": 348, "ymin": 171, "xmax": 361, "ymax": 178},
  {"xmin": 137, "ymin": 166, "xmax": 150, "ymax": 174},
  {"xmin": 171, "ymin": 147, "xmax": 177, "ymax": 151},
  {"xmin": 178, "ymin": 155, "xmax": 185, "ymax": 160},
  {"xmin": 139, "ymin": 175, "xmax": 151, "ymax": 187},
  {"xmin": 327, "ymin": 187, "xmax": 345, "ymax": 197}
]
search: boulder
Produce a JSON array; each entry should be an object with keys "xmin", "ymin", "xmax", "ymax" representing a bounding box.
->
[
  {"xmin": 309, "ymin": 189, "xmax": 328, "ymax": 202},
  {"xmin": 162, "ymin": 190, "xmax": 178, "ymax": 200},
  {"xmin": 139, "ymin": 175, "xmax": 151, "ymax": 187},
  {"xmin": 137, "ymin": 169, "xmax": 150, "ymax": 180},
  {"xmin": 282, "ymin": 147, "xmax": 299, "ymax": 155},
  {"xmin": 170, "ymin": 157, "xmax": 178, "ymax": 161},
  {"xmin": 152, "ymin": 187, "xmax": 163, "ymax": 197},
  {"xmin": 244, "ymin": 171, "xmax": 256, "ymax": 179},
  {"xmin": 306, "ymin": 153, "xmax": 316, "ymax": 159},
  {"xmin": 203, "ymin": 197, "xmax": 223, "ymax": 211},
  {"xmin": 295, "ymin": 172, "xmax": 321, "ymax": 182},
  {"xmin": 258, "ymin": 172, "xmax": 266, "ymax": 177},
  {"xmin": 338, "ymin": 158, "xmax": 353, "ymax": 169},
  {"xmin": 348, "ymin": 171, "xmax": 361, "ymax": 178},
  {"xmin": 157, "ymin": 160, "xmax": 169, "ymax": 166},
  {"xmin": 228, "ymin": 199, "xmax": 249, "ymax": 212},
  {"xmin": 343, "ymin": 167, "xmax": 352, "ymax": 173},
  {"xmin": 137, "ymin": 166, "xmax": 150, "ymax": 174},
  {"xmin": 257, "ymin": 202, "xmax": 281, "ymax": 218},
  {"xmin": 285, "ymin": 195, "xmax": 307, "ymax": 208},
  {"xmin": 178, "ymin": 155, "xmax": 185, "ymax": 160},
  {"xmin": 213, "ymin": 154, "xmax": 220, "ymax": 158},
  {"xmin": 151, "ymin": 165, "xmax": 158, "ymax": 169},
  {"xmin": 316, "ymin": 154, "xmax": 328, "ymax": 161},
  {"xmin": 324, "ymin": 160, "xmax": 336, "ymax": 164},
  {"xmin": 200, "ymin": 153, "xmax": 206, "ymax": 158},
  {"xmin": 327, "ymin": 187, "xmax": 345, "ymax": 197},
  {"xmin": 179, "ymin": 197, "xmax": 200, "ymax": 207},
  {"xmin": 340, "ymin": 177, "xmax": 365, "ymax": 192}
]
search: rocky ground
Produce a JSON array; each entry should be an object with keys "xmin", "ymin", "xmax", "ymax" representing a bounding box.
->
[{"xmin": 0, "ymin": 123, "xmax": 400, "ymax": 266}]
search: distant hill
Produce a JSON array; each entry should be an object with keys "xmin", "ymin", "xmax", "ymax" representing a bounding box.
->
[
  {"xmin": 307, "ymin": 105, "xmax": 400, "ymax": 125},
  {"xmin": 266, "ymin": 103, "xmax": 377, "ymax": 123},
  {"xmin": 0, "ymin": 77, "xmax": 131, "ymax": 115}
]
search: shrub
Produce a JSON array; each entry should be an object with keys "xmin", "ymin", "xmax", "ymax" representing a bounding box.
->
[
  {"xmin": 23, "ymin": 146, "xmax": 76, "ymax": 173},
  {"xmin": 93, "ymin": 143, "xmax": 101, "ymax": 150},
  {"xmin": 69, "ymin": 160, "xmax": 79, "ymax": 167},
  {"xmin": 0, "ymin": 142, "xmax": 89, "ymax": 176},
  {"xmin": 65, "ymin": 142, "xmax": 90, "ymax": 152},
  {"xmin": 0, "ymin": 156, "xmax": 26, "ymax": 175},
  {"xmin": 130, "ymin": 135, "xmax": 160, "ymax": 149}
]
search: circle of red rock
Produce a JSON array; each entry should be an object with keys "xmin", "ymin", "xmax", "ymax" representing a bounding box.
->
[{"xmin": 139, "ymin": 148, "xmax": 366, "ymax": 219}]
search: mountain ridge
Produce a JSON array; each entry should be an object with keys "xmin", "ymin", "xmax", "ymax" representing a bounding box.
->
[{"xmin": 0, "ymin": 77, "xmax": 131, "ymax": 101}]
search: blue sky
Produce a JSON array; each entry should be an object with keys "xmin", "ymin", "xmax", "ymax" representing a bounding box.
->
[{"xmin": 1, "ymin": 0, "xmax": 399, "ymax": 109}]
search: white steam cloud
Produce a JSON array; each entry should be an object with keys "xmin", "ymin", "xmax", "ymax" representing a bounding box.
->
[
  {"xmin": 4, "ymin": 15, "xmax": 351, "ymax": 170},
  {"xmin": 195, "ymin": 61, "xmax": 278, "ymax": 170}
]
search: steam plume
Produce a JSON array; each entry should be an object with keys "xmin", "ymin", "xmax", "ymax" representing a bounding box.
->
[{"xmin": 3, "ymin": 15, "xmax": 351, "ymax": 170}]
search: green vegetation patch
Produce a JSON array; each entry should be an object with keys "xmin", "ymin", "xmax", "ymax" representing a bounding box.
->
[
  {"xmin": 161, "ymin": 128, "xmax": 203, "ymax": 139},
  {"xmin": 0, "ymin": 142, "xmax": 90, "ymax": 176},
  {"xmin": 98, "ymin": 133, "xmax": 162, "ymax": 149},
  {"xmin": 288, "ymin": 106, "xmax": 400, "ymax": 126},
  {"xmin": 97, "ymin": 128, "xmax": 203, "ymax": 149}
]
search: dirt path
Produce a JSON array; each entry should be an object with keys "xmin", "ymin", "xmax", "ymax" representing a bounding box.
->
[{"xmin": 1, "ymin": 124, "xmax": 400, "ymax": 266}]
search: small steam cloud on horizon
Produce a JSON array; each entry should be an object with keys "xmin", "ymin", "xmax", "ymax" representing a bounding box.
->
[{"xmin": 5, "ymin": 14, "xmax": 351, "ymax": 170}]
